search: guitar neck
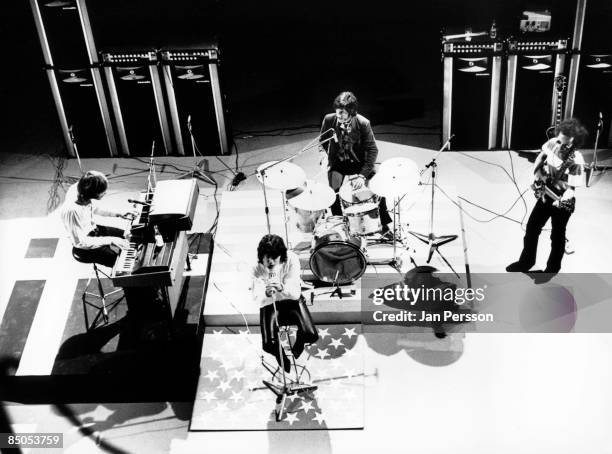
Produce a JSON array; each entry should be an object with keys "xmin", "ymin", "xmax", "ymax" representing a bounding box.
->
[{"xmin": 543, "ymin": 185, "xmax": 562, "ymax": 201}]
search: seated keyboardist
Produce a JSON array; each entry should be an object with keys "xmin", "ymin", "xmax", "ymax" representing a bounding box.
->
[{"xmin": 61, "ymin": 170, "xmax": 135, "ymax": 267}]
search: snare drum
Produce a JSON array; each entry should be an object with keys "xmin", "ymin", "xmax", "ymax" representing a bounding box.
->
[
  {"xmin": 343, "ymin": 202, "xmax": 382, "ymax": 235},
  {"xmin": 292, "ymin": 207, "xmax": 325, "ymax": 233},
  {"xmin": 338, "ymin": 177, "xmax": 382, "ymax": 235},
  {"xmin": 339, "ymin": 180, "xmax": 378, "ymax": 208},
  {"xmin": 309, "ymin": 216, "xmax": 367, "ymax": 284}
]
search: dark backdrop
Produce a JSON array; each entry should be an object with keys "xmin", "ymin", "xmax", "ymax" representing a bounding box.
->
[{"xmin": 2, "ymin": 0, "xmax": 599, "ymax": 155}]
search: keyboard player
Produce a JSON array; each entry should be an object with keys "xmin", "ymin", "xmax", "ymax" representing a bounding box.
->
[{"xmin": 61, "ymin": 170, "xmax": 136, "ymax": 267}]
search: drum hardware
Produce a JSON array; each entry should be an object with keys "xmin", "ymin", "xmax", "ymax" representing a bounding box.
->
[
  {"xmin": 369, "ymin": 157, "xmax": 420, "ymax": 271},
  {"xmin": 407, "ymin": 135, "xmax": 460, "ymax": 278},
  {"xmin": 287, "ymin": 180, "xmax": 335, "ymax": 233},
  {"xmin": 339, "ymin": 180, "xmax": 383, "ymax": 236},
  {"xmin": 309, "ymin": 215, "xmax": 367, "ymax": 286},
  {"xmin": 253, "ymin": 129, "xmax": 337, "ymax": 241}
]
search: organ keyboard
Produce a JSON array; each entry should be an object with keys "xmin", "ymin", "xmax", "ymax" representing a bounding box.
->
[{"xmin": 110, "ymin": 179, "xmax": 198, "ymax": 314}]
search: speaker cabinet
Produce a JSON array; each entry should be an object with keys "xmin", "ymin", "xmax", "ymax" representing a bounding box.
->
[
  {"xmin": 502, "ymin": 39, "xmax": 569, "ymax": 150},
  {"xmin": 442, "ymin": 40, "xmax": 503, "ymax": 150},
  {"xmin": 102, "ymin": 51, "xmax": 173, "ymax": 157},
  {"xmin": 30, "ymin": 0, "xmax": 118, "ymax": 156},
  {"xmin": 573, "ymin": 54, "xmax": 612, "ymax": 148},
  {"xmin": 161, "ymin": 48, "xmax": 230, "ymax": 156}
]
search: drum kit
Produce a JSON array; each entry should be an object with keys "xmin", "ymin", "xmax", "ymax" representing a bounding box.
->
[{"xmin": 256, "ymin": 156, "xmax": 424, "ymax": 288}]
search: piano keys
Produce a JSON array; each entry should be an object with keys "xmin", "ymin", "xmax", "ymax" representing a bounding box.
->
[{"xmin": 110, "ymin": 178, "xmax": 198, "ymax": 317}]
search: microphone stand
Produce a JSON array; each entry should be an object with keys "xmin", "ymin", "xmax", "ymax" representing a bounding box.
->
[
  {"xmin": 586, "ymin": 114, "xmax": 609, "ymax": 187},
  {"xmin": 255, "ymin": 129, "xmax": 337, "ymax": 239},
  {"xmin": 178, "ymin": 116, "xmax": 216, "ymax": 185},
  {"xmin": 68, "ymin": 126, "xmax": 84, "ymax": 174},
  {"xmin": 408, "ymin": 135, "xmax": 460, "ymax": 278}
]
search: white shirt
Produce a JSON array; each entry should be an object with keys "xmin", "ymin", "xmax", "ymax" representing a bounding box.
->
[
  {"xmin": 60, "ymin": 191, "xmax": 115, "ymax": 249},
  {"xmin": 540, "ymin": 138, "xmax": 585, "ymax": 190},
  {"xmin": 250, "ymin": 251, "xmax": 302, "ymax": 307}
]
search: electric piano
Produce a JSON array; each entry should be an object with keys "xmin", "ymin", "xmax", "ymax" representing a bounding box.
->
[{"xmin": 111, "ymin": 179, "xmax": 199, "ymax": 316}]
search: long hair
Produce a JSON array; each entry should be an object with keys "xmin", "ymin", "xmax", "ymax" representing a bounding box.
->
[
  {"xmin": 77, "ymin": 170, "xmax": 108, "ymax": 203},
  {"xmin": 333, "ymin": 91, "xmax": 358, "ymax": 116},
  {"xmin": 556, "ymin": 117, "xmax": 588, "ymax": 148},
  {"xmin": 257, "ymin": 234, "xmax": 288, "ymax": 264}
]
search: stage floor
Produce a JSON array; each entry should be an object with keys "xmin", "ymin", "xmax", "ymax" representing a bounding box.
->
[{"xmin": 2, "ymin": 141, "xmax": 612, "ymax": 452}]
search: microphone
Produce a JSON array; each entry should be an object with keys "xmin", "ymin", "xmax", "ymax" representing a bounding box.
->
[
  {"xmin": 187, "ymin": 114, "xmax": 192, "ymax": 131},
  {"xmin": 332, "ymin": 131, "xmax": 338, "ymax": 143},
  {"xmin": 128, "ymin": 199, "xmax": 150, "ymax": 205}
]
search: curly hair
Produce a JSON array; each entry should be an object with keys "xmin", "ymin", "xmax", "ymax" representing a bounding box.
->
[
  {"xmin": 333, "ymin": 91, "xmax": 358, "ymax": 116},
  {"xmin": 257, "ymin": 234, "xmax": 288, "ymax": 264},
  {"xmin": 77, "ymin": 170, "xmax": 108, "ymax": 203},
  {"xmin": 556, "ymin": 117, "xmax": 588, "ymax": 147}
]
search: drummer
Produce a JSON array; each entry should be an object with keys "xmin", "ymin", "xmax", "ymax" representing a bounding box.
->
[{"xmin": 319, "ymin": 91, "xmax": 393, "ymax": 235}]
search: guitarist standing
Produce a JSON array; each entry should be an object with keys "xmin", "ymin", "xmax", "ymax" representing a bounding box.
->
[{"xmin": 506, "ymin": 118, "xmax": 587, "ymax": 282}]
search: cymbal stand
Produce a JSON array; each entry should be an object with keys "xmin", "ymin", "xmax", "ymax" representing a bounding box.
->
[
  {"xmin": 408, "ymin": 135, "xmax": 460, "ymax": 278},
  {"xmin": 255, "ymin": 130, "xmax": 337, "ymax": 238}
]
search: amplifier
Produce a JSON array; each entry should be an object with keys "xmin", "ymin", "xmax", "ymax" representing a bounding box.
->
[
  {"xmin": 101, "ymin": 51, "xmax": 174, "ymax": 156},
  {"xmin": 502, "ymin": 39, "xmax": 569, "ymax": 150},
  {"xmin": 442, "ymin": 40, "xmax": 504, "ymax": 150},
  {"xmin": 160, "ymin": 48, "xmax": 230, "ymax": 156}
]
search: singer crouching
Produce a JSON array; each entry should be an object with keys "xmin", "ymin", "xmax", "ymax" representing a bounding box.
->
[{"xmin": 251, "ymin": 234, "xmax": 318, "ymax": 372}]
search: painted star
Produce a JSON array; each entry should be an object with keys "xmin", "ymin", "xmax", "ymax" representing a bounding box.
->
[
  {"xmin": 238, "ymin": 329, "xmax": 251, "ymax": 337},
  {"xmin": 246, "ymin": 379, "xmax": 260, "ymax": 391},
  {"xmin": 200, "ymin": 390, "xmax": 217, "ymax": 403},
  {"xmin": 216, "ymin": 380, "xmax": 231, "ymax": 392},
  {"xmin": 329, "ymin": 337, "xmax": 344, "ymax": 349},
  {"xmin": 204, "ymin": 369, "xmax": 219, "ymax": 382},
  {"xmin": 285, "ymin": 412, "xmax": 300, "ymax": 425},
  {"xmin": 287, "ymin": 393, "xmax": 301, "ymax": 402},
  {"xmin": 317, "ymin": 328, "xmax": 330, "ymax": 339},
  {"xmin": 298, "ymin": 399, "xmax": 315, "ymax": 414},
  {"xmin": 315, "ymin": 348, "xmax": 330, "ymax": 360},
  {"xmin": 230, "ymin": 369, "xmax": 245, "ymax": 382},
  {"xmin": 312, "ymin": 412, "xmax": 325, "ymax": 425},
  {"xmin": 212, "ymin": 329, "xmax": 224, "ymax": 337},
  {"xmin": 229, "ymin": 391, "xmax": 244, "ymax": 403},
  {"xmin": 343, "ymin": 327, "xmax": 357, "ymax": 339}
]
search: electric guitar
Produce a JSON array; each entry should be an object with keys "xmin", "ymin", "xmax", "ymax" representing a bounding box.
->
[
  {"xmin": 546, "ymin": 75, "xmax": 567, "ymax": 139},
  {"xmin": 531, "ymin": 143, "xmax": 576, "ymax": 213}
]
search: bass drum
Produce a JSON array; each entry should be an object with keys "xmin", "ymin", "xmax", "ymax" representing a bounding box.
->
[{"xmin": 309, "ymin": 216, "xmax": 367, "ymax": 285}]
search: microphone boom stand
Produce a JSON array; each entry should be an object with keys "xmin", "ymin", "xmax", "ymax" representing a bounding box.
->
[
  {"xmin": 178, "ymin": 117, "xmax": 216, "ymax": 185},
  {"xmin": 408, "ymin": 135, "xmax": 460, "ymax": 278},
  {"xmin": 255, "ymin": 130, "xmax": 337, "ymax": 244}
]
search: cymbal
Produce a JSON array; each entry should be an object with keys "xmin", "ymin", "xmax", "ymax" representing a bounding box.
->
[
  {"xmin": 287, "ymin": 181, "xmax": 335, "ymax": 211},
  {"xmin": 370, "ymin": 157, "xmax": 419, "ymax": 197},
  {"xmin": 62, "ymin": 75, "xmax": 87, "ymax": 83},
  {"xmin": 256, "ymin": 161, "xmax": 305, "ymax": 191},
  {"xmin": 120, "ymin": 73, "xmax": 146, "ymax": 81}
]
